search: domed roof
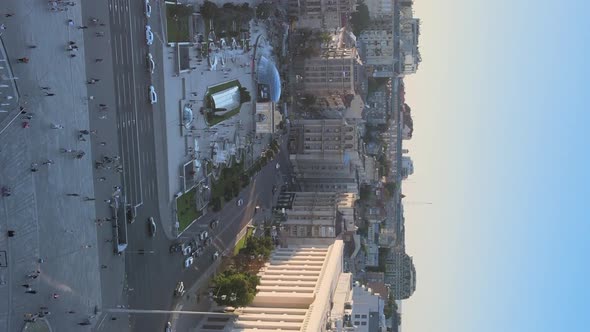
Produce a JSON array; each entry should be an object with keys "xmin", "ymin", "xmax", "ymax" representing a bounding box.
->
[
  {"xmin": 183, "ymin": 105, "xmax": 194, "ymax": 128},
  {"xmin": 257, "ymin": 56, "xmax": 281, "ymax": 102}
]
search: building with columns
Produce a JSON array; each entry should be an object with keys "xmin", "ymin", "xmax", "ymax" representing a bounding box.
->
[
  {"xmin": 231, "ymin": 240, "xmax": 345, "ymax": 332},
  {"xmin": 302, "ymin": 47, "xmax": 357, "ymax": 95}
]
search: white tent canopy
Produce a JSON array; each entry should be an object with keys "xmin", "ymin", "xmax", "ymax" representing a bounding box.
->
[{"xmin": 210, "ymin": 86, "xmax": 240, "ymax": 111}]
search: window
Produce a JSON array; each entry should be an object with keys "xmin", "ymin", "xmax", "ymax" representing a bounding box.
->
[
  {"xmin": 354, "ymin": 321, "xmax": 360, "ymax": 326},
  {"xmin": 361, "ymin": 314, "xmax": 367, "ymax": 319},
  {"xmin": 354, "ymin": 314, "xmax": 360, "ymax": 318},
  {"xmin": 361, "ymin": 322, "xmax": 367, "ymax": 326}
]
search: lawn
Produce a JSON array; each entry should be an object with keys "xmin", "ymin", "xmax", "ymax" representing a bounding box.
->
[
  {"xmin": 209, "ymin": 157, "xmax": 246, "ymax": 211},
  {"xmin": 176, "ymin": 188, "xmax": 203, "ymax": 232},
  {"xmin": 166, "ymin": 3, "xmax": 192, "ymax": 42},
  {"xmin": 234, "ymin": 227, "xmax": 254, "ymax": 255}
]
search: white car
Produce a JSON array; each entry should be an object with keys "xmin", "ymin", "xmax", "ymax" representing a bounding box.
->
[
  {"xmin": 212, "ymin": 251, "xmax": 219, "ymax": 261},
  {"xmin": 145, "ymin": 25, "xmax": 154, "ymax": 45},
  {"xmin": 199, "ymin": 230, "xmax": 208, "ymax": 241},
  {"xmin": 237, "ymin": 198, "xmax": 243, "ymax": 206},
  {"xmin": 184, "ymin": 256, "xmax": 194, "ymax": 268},
  {"xmin": 149, "ymin": 85, "xmax": 157, "ymax": 104},
  {"xmin": 147, "ymin": 53, "xmax": 155, "ymax": 74},
  {"xmin": 275, "ymin": 163, "xmax": 280, "ymax": 169},
  {"xmin": 144, "ymin": 0, "xmax": 152, "ymax": 18},
  {"xmin": 182, "ymin": 245, "xmax": 192, "ymax": 256}
]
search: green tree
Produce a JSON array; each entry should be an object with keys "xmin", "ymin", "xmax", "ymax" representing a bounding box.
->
[
  {"xmin": 240, "ymin": 236, "xmax": 274, "ymax": 259},
  {"xmin": 200, "ymin": 1, "xmax": 218, "ymax": 19},
  {"xmin": 211, "ymin": 270, "xmax": 260, "ymax": 307},
  {"xmin": 300, "ymin": 93, "xmax": 317, "ymax": 108},
  {"xmin": 350, "ymin": 1, "xmax": 370, "ymax": 36},
  {"xmin": 256, "ymin": 3, "xmax": 273, "ymax": 19}
]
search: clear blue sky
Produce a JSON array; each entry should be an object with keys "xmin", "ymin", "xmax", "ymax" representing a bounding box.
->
[{"xmin": 402, "ymin": 0, "xmax": 590, "ymax": 331}]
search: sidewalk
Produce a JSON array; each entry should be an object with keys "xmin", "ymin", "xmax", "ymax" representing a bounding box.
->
[{"xmin": 0, "ymin": 1, "xmax": 123, "ymax": 331}]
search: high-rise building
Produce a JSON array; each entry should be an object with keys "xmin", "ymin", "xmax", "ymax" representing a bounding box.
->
[
  {"xmin": 399, "ymin": 4, "xmax": 421, "ymax": 75},
  {"xmin": 385, "ymin": 249, "xmax": 416, "ymax": 300},
  {"xmin": 365, "ymin": 0, "xmax": 394, "ymax": 18},
  {"xmin": 288, "ymin": 0, "xmax": 354, "ymax": 30},
  {"xmin": 302, "ymin": 47, "xmax": 357, "ymax": 95},
  {"xmin": 358, "ymin": 19, "xmax": 394, "ymax": 67},
  {"xmin": 289, "ymin": 119, "xmax": 361, "ymax": 194},
  {"xmin": 276, "ymin": 191, "xmax": 356, "ymax": 245}
]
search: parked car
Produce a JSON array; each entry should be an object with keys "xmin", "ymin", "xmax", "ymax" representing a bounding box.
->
[
  {"xmin": 148, "ymin": 217, "xmax": 156, "ymax": 237},
  {"xmin": 237, "ymin": 198, "xmax": 244, "ymax": 206},
  {"xmin": 209, "ymin": 219, "xmax": 219, "ymax": 229},
  {"xmin": 145, "ymin": 25, "xmax": 154, "ymax": 45},
  {"xmin": 165, "ymin": 321, "xmax": 171, "ymax": 332},
  {"xmin": 184, "ymin": 256, "xmax": 194, "ymax": 268},
  {"xmin": 174, "ymin": 281, "xmax": 185, "ymax": 296},
  {"xmin": 149, "ymin": 85, "xmax": 157, "ymax": 104},
  {"xmin": 199, "ymin": 230, "xmax": 208, "ymax": 241},
  {"xmin": 144, "ymin": 0, "xmax": 152, "ymax": 18},
  {"xmin": 147, "ymin": 53, "xmax": 155, "ymax": 74},
  {"xmin": 126, "ymin": 206, "xmax": 136, "ymax": 224},
  {"xmin": 182, "ymin": 245, "xmax": 192, "ymax": 256},
  {"xmin": 169, "ymin": 243, "xmax": 182, "ymax": 253},
  {"xmin": 212, "ymin": 251, "xmax": 219, "ymax": 261}
]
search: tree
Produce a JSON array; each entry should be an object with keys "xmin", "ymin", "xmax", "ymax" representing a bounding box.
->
[
  {"xmin": 256, "ymin": 3, "xmax": 273, "ymax": 19},
  {"xmin": 211, "ymin": 270, "xmax": 260, "ymax": 307},
  {"xmin": 350, "ymin": 1, "xmax": 370, "ymax": 36},
  {"xmin": 240, "ymin": 87, "xmax": 251, "ymax": 103},
  {"xmin": 300, "ymin": 93, "xmax": 317, "ymax": 108},
  {"xmin": 240, "ymin": 236, "xmax": 274, "ymax": 259},
  {"xmin": 200, "ymin": 1, "xmax": 218, "ymax": 19}
]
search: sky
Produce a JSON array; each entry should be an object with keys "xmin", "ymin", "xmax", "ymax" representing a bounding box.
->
[{"xmin": 402, "ymin": 0, "xmax": 590, "ymax": 331}]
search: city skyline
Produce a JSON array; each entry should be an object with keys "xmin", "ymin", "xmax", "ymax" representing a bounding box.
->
[{"xmin": 403, "ymin": 0, "xmax": 589, "ymax": 331}]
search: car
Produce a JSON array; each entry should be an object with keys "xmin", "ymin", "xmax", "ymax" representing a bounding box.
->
[
  {"xmin": 165, "ymin": 321, "xmax": 171, "ymax": 332},
  {"xmin": 237, "ymin": 198, "xmax": 243, "ymax": 206},
  {"xmin": 254, "ymin": 205, "xmax": 260, "ymax": 214},
  {"xmin": 169, "ymin": 243, "xmax": 183, "ymax": 253},
  {"xmin": 126, "ymin": 206, "xmax": 136, "ymax": 224},
  {"xmin": 174, "ymin": 281, "xmax": 185, "ymax": 296},
  {"xmin": 147, "ymin": 53, "xmax": 155, "ymax": 74},
  {"xmin": 203, "ymin": 237, "xmax": 212, "ymax": 247},
  {"xmin": 209, "ymin": 219, "xmax": 219, "ymax": 229},
  {"xmin": 144, "ymin": 0, "xmax": 152, "ymax": 18},
  {"xmin": 145, "ymin": 25, "xmax": 154, "ymax": 45},
  {"xmin": 149, "ymin": 85, "xmax": 157, "ymax": 104},
  {"xmin": 275, "ymin": 163, "xmax": 280, "ymax": 169},
  {"xmin": 182, "ymin": 245, "xmax": 192, "ymax": 256},
  {"xmin": 192, "ymin": 246, "xmax": 203, "ymax": 257},
  {"xmin": 199, "ymin": 230, "xmax": 208, "ymax": 241},
  {"xmin": 212, "ymin": 251, "xmax": 219, "ymax": 261},
  {"xmin": 148, "ymin": 217, "xmax": 156, "ymax": 237},
  {"xmin": 184, "ymin": 256, "xmax": 194, "ymax": 268}
]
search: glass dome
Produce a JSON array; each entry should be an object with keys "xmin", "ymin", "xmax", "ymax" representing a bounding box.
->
[
  {"xmin": 183, "ymin": 105, "xmax": 194, "ymax": 128},
  {"xmin": 257, "ymin": 56, "xmax": 281, "ymax": 102}
]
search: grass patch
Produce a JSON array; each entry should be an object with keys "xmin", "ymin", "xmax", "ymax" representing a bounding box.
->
[
  {"xmin": 176, "ymin": 188, "xmax": 203, "ymax": 232},
  {"xmin": 166, "ymin": 3, "xmax": 192, "ymax": 42},
  {"xmin": 207, "ymin": 80, "xmax": 241, "ymax": 95},
  {"xmin": 233, "ymin": 227, "xmax": 254, "ymax": 255}
]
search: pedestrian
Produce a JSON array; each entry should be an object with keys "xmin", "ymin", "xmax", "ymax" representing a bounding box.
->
[
  {"xmin": 98, "ymin": 115, "xmax": 107, "ymax": 119},
  {"xmin": 82, "ymin": 244, "xmax": 92, "ymax": 249},
  {"xmin": 83, "ymin": 197, "xmax": 96, "ymax": 201},
  {"xmin": 40, "ymin": 86, "xmax": 51, "ymax": 90},
  {"xmin": 105, "ymin": 239, "xmax": 112, "ymax": 243},
  {"xmin": 5, "ymin": 13, "xmax": 14, "ymax": 17},
  {"xmin": 98, "ymin": 177, "xmax": 106, "ymax": 182},
  {"xmin": 44, "ymin": 92, "xmax": 55, "ymax": 97},
  {"xmin": 79, "ymin": 129, "xmax": 90, "ymax": 135},
  {"xmin": 101, "ymin": 264, "xmax": 107, "ymax": 269},
  {"xmin": 28, "ymin": 45, "xmax": 37, "ymax": 49},
  {"xmin": 25, "ymin": 290, "xmax": 37, "ymax": 294},
  {"xmin": 95, "ymin": 58, "xmax": 103, "ymax": 63},
  {"xmin": 104, "ymin": 199, "xmax": 111, "ymax": 203},
  {"xmin": 52, "ymin": 293, "xmax": 59, "ymax": 299},
  {"xmin": 22, "ymin": 284, "xmax": 30, "ymax": 288},
  {"xmin": 78, "ymin": 25, "xmax": 88, "ymax": 29},
  {"xmin": 51, "ymin": 124, "xmax": 64, "ymax": 129},
  {"xmin": 66, "ymin": 193, "xmax": 80, "ymax": 197},
  {"xmin": 68, "ymin": 310, "xmax": 76, "ymax": 314},
  {"xmin": 78, "ymin": 321, "xmax": 91, "ymax": 326},
  {"xmin": 17, "ymin": 57, "xmax": 29, "ymax": 63},
  {"xmin": 70, "ymin": 54, "xmax": 76, "ymax": 58},
  {"xmin": 99, "ymin": 141, "xmax": 107, "ymax": 146},
  {"xmin": 31, "ymin": 166, "xmax": 38, "ymax": 172},
  {"xmin": 90, "ymin": 130, "xmax": 97, "ymax": 135},
  {"xmin": 99, "ymin": 103, "xmax": 107, "ymax": 107},
  {"xmin": 42, "ymin": 159, "xmax": 54, "ymax": 165},
  {"xmin": 60, "ymin": 148, "xmax": 74, "ymax": 153},
  {"xmin": 76, "ymin": 152, "xmax": 85, "ymax": 159}
]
